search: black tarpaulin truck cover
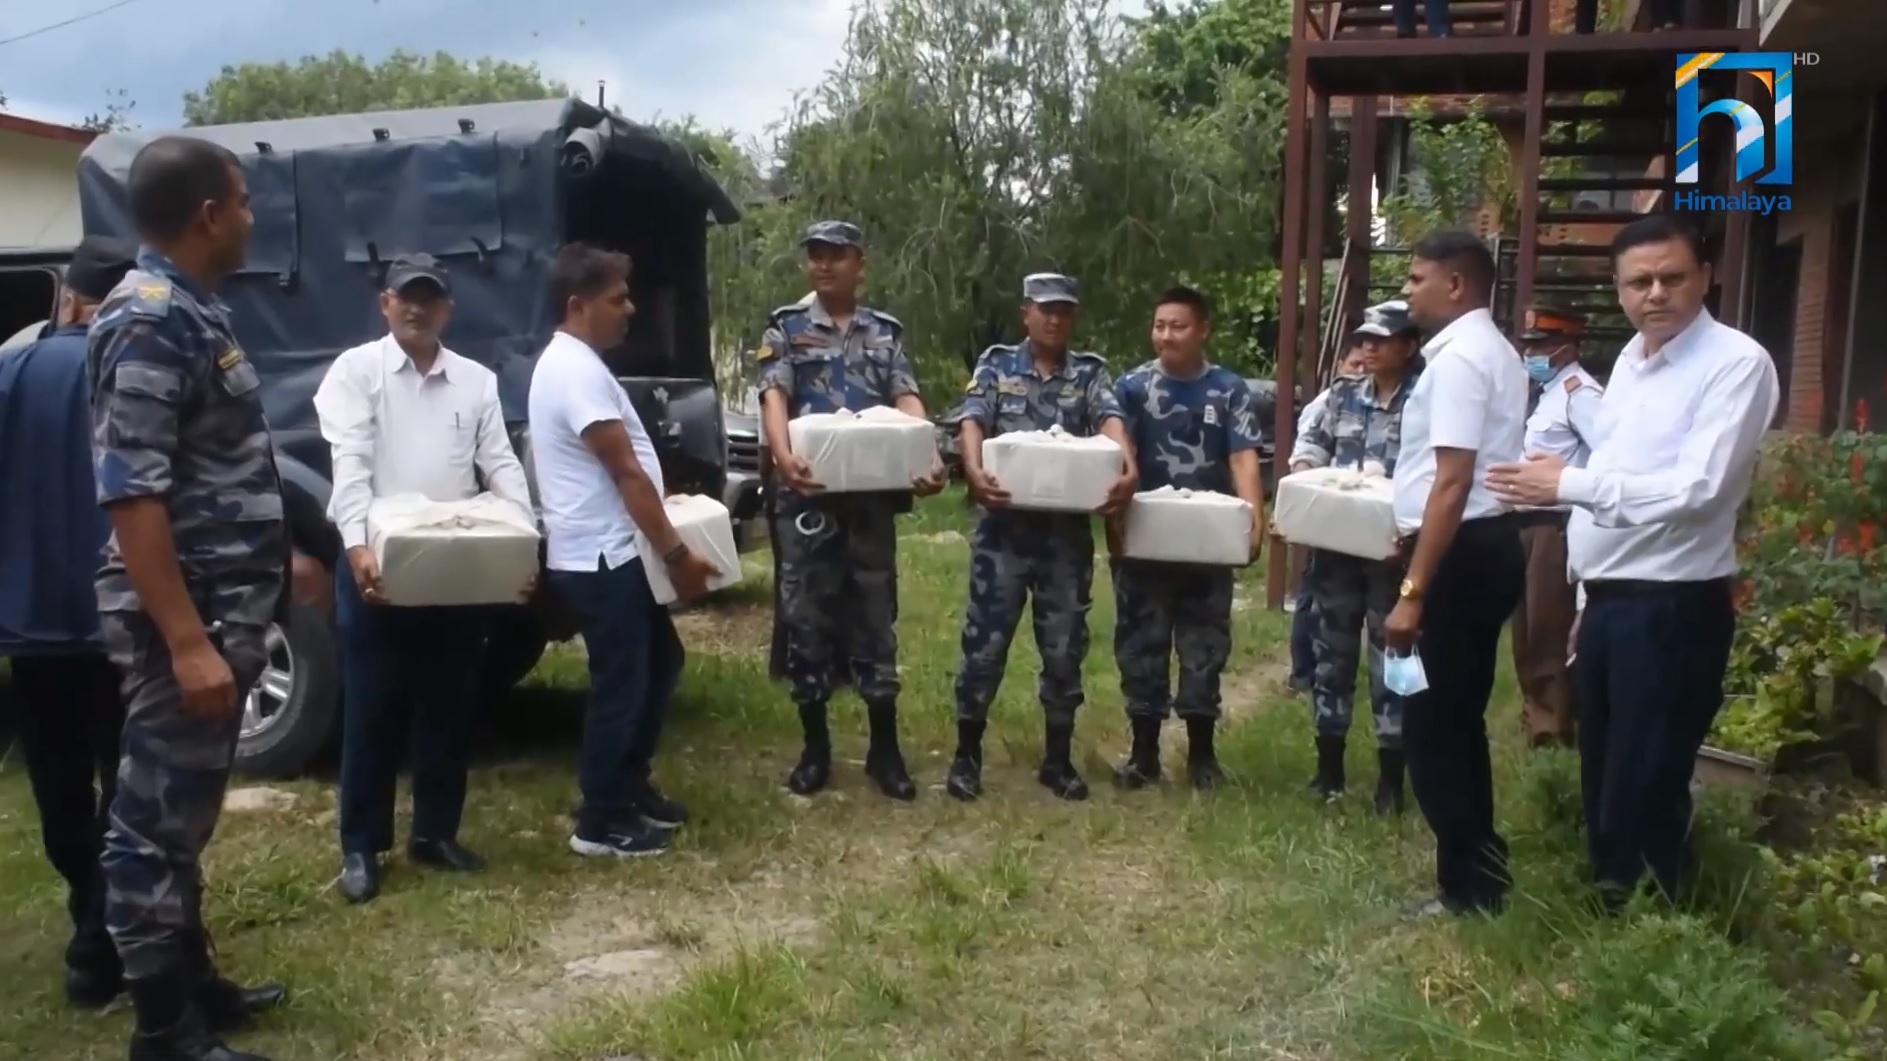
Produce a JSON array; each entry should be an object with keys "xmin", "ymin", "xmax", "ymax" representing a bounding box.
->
[{"xmin": 76, "ymin": 98, "xmax": 741, "ymax": 466}]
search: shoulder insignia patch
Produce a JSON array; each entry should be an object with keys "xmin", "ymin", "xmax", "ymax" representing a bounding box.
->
[
  {"xmin": 1564, "ymin": 376, "xmax": 1583, "ymax": 394},
  {"xmin": 963, "ymin": 377, "xmax": 979, "ymax": 394},
  {"xmin": 216, "ymin": 347, "xmax": 243, "ymax": 371},
  {"xmin": 754, "ymin": 345, "xmax": 775, "ymax": 362},
  {"xmin": 126, "ymin": 279, "xmax": 173, "ymax": 319},
  {"xmin": 1070, "ymin": 349, "xmax": 1104, "ymax": 362},
  {"xmin": 865, "ymin": 307, "xmax": 904, "ymax": 332}
]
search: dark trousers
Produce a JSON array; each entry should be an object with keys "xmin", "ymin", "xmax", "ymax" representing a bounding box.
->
[
  {"xmin": 1402, "ymin": 514, "xmax": 1525, "ymax": 909},
  {"xmin": 1290, "ymin": 550, "xmax": 1316, "ymax": 685},
  {"xmin": 1576, "ymin": 578, "xmax": 1735, "ymax": 908},
  {"xmin": 1392, "ymin": 0, "xmax": 1453, "ymax": 35},
  {"xmin": 546, "ymin": 557, "xmax": 684, "ymax": 834},
  {"xmin": 9, "ymin": 651, "xmax": 125, "ymax": 971},
  {"xmin": 335, "ymin": 563, "xmax": 491, "ymax": 855}
]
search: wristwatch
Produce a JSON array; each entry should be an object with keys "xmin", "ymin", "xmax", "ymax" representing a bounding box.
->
[
  {"xmin": 662, "ymin": 541, "xmax": 689, "ymax": 564},
  {"xmin": 1398, "ymin": 578, "xmax": 1423, "ymax": 601}
]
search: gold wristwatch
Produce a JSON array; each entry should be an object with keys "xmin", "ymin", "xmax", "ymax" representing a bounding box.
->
[{"xmin": 1398, "ymin": 578, "xmax": 1423, "ymax": 601}]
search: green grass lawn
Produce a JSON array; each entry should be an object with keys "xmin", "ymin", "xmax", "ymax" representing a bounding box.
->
[{"xmin": 0, "ymin": 490, "xmax": 1835, "ymax": 1059}]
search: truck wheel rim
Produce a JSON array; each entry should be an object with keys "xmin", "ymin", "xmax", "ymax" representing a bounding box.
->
[{"xmin": 240, "ymin": 623, "xmax": 295, "ymax": 740}]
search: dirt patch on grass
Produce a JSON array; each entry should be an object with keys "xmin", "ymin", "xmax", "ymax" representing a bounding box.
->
[{"xmin": 671, "ymin": 597, "xmax": 773, "ymax": 658}]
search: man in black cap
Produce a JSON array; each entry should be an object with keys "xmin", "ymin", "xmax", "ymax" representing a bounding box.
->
[
  {"xmin": 0, "ymin": 234, "xmax": 139, "ymax": 1006},
  {"xmin": 312, "ymin": 253, "xmax": 533, "ymax": 903}
]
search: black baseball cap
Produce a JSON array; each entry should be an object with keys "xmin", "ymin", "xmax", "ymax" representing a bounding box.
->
[
  {"xmin": 384, "ymin": 253, "xmax": 450, "ymax": 297},
  {"xmin": 66, "ymin": 235, "xmax": 138, "ymax": 301}
]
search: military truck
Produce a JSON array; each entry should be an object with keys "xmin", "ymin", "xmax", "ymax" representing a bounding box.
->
[{"xmin": 69, "ymin": 98, "xmax": 762, "ymax": 777}]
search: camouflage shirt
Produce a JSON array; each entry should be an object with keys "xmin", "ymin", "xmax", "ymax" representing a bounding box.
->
[
  {"xmin": 1115, "ymin": 360, "xmax": 1264, "ymax": 495},
  {"xmin": 1290, "ymin": 365, "xmax": 1423, "ymax": 476},
  {"xmin": 957, "ymin": 341, "xmax": 1122, "ymax": 437},
  {"xmin": 755, "ymin": 298, "xmax": 921, "ymax": 416},
  {"xmin": 90, "ymin": 250, "xmax": 288, "ymax": 627}
]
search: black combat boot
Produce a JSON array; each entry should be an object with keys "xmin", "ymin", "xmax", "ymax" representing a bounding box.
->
[
  {"xmin": 1185, "ymin": 717, "xmax": 1224, "ymax": 790},
  {"xmin": 127, "ymin": 975, "xmax": 270, "ymax": 1061},
  {"xmin": 1112, "ymin": 715, "xmax": 1164, "ymax": 789},
  {"xmin": 863, "ymin": 700, "xmax": 917, "ymax": 801},
  {"xmin": 184, "ymin": 928, "xmax": 285, "ymax": 1033},
  {"xmin": 1037, "ymin": 723, "xmax": 1089, "ymax": 800},
  {"xmin": 1310, "ymin": 735, "xmax": 1346, "ymax": 801},
  {"xmin": 1372, "ymin": 747, "xmax": 1407, "ymax": 816},
  {"xmin": 64, "ymin": 918, "xmax": 124, "ymax": 1007},
  {"xmin": 786, "ymin": 702, "xmax": 833, "ymax": 795},
  {"xmin": 946, "ymin": 720, "xmax": 986, "ymax": 801}
]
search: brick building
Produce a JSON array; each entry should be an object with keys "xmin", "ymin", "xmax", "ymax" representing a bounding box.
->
[{"xmin": 1751, "ymin": 0, "xmax": 1887, "ymax": 433}]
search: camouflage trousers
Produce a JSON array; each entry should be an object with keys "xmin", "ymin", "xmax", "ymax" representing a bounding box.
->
[
  {"xmin": 1305, "ymin": 549, "xmax": 1405, "ymax": 748},
  {"xmin": 954, "ymin": 512, "xmax": 1095, "ymax": 727},
  {"xmin": 773, "ymin": 498, "xmax": 900, "ymax": 706},
  {"xmin": 98, "ymin": 611, "xmax": 268, "ymax": 980},
  {"xmin": 1111, "ymin": 559, "xmax": 1234, "ymax": 721}
]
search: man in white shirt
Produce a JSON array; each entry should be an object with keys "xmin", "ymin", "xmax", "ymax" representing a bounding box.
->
[
  {"xmin": 1387, "ymin": 230, "xmax": 1530, "ymax": 919},
  {"xmin": 1488, "ymin": 215, "xmax": 1778, "ymax": 912},
  {"xmin": 313, "ymin": 254, "xmax": 534, "ymax": 904},
  {"xmin": 529, "ymin": 243, "xmax": 719, "ymax": 860},
  {"xmin": 1510, "ymin": 306, "xmax": 1603, "ymax": 750}
]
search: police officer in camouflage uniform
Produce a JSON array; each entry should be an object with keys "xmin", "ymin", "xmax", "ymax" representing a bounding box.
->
[
  {"xmin": 948, "ymin": 274, "xmax": 1137, "ymax": 802},
  {"xmin": 757, "ymin": 221, "xmax": 946, "ymax": 801},
  {"xmin": 1111, "ymin": 287, "xmax": 1267, "ymax": 791},
  {"xmin": 89, "ymin": 136, "xmax": 288, "ymax": 1061},
  {"xmin": 1289, "ymin": 301, "xmax": 1426, "ymax": 815}
]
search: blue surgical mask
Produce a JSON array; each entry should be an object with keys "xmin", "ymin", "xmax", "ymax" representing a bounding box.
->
[
  {"xmin": 1524, "ymin": 355, "xmax": 1556, "ymax": 384},
  {"xmin": 1381, "ymin": 648, "xmax": 1430, "ymax": 696}
]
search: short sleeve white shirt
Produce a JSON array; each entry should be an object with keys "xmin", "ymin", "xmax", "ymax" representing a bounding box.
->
[
  {"xmin": 1392, "ymin": 308, "xmax": 1529, "ymax": 534},
  {"xmin": 527, "ymin": 331, "xmax": 665, "ymax": 572}
]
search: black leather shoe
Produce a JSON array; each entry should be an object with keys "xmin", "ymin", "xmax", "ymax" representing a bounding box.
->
[
  {"xmin": 198, "ymin": 976, "xmax": 287, "ymax": 1033},
  {"xmin": 65, "ymin": 961, "xmax": 124, "ymax": 1007},
  {"xmin": 408, "ymin": 839, "xmax": 487, "ymax": 873},
  {"xmin": 786, "ymin": 742, "xmax": 832, "ymax": 795},
  {"xmin": 338, "ymin": 853, "xmax": 380, "ymax": 905}
]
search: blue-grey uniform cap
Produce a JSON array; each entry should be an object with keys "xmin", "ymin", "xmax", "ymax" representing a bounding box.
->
[
  {"xmin": 1022, "ymin": 273, "xmax": 1079, "ymax": 305},
  {"xmin": 801, "ymin": 220, "xmax": 864, "ymax": 249},
  {"xmin": 1352, "ymin": 299, "xmax": 1417, "ymax": 338}
]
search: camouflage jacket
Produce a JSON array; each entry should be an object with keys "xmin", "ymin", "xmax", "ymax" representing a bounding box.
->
[
  {"xmin": 755, "ymin": 298, "xmax": 920, "ymax": 416},
  {"xmin": 1115, "ymin": 360, "xmax": 1263, "ymax": 496},
  {"xmin": 957, "ymin": 341, "xmax": 1121, "ymax": 437},
  {"xmin": 1290, "ymin": 365, "xmax": 1423, "ymax": 476},
  {"xmin": 89, "ymin": 250, "xmax": 288, "ymax": 627}
]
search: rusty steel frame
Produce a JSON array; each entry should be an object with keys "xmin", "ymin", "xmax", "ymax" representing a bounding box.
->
[{"xmin": 1266, "ymin": 0, "xmax": 1758, "ymax": 609}]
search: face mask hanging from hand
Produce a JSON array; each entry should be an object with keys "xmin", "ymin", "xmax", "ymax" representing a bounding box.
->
[{"xmin": 1382, "ymin": 647, "xmax": 1430, "ymax": 696}]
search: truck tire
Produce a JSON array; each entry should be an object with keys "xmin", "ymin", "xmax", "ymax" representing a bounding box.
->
[{"xmin": 233, "ymin": 601, "xmax": 341, "ymax": 779}]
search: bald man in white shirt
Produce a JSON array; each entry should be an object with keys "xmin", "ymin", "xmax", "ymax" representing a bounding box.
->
[
  {"xmin": 1488, "ymin": 215, "xmax": 1779, "ymax": 912},
  {"xmin": 314, "ymin": 254, "xmax": 534, "ymax": 904}
]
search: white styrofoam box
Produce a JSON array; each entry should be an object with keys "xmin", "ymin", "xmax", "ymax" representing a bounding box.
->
[
  {"xmin": 786, "ymin": 406, "xmax": 936, "ymax": 493},
  {"xmin": 1121, "ymin": 486, "xmax": 1254, "ymax": 565},
  {"xmin": 638, "ymin": 494, "xmax": 744, "ymax": 606},
  {"xmin": 367, "ymin": 493, "xmax": 540, "ymax": 606},
  {"xmin": 981, "ymin": 426, "xmax": 1124, "ymax": 512},
  {"xmin": 1273, "ymin": 466, "xmax": 1398, "ymax": 560}
]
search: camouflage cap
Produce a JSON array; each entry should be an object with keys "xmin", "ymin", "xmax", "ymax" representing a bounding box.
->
[
  {"xmin": 1022, "ymin": 273, "xmax": 1080, "ymax": 305},
  {"xmin": 800, "ymin": 220, "xmax": 864, "ymax": 249},
  {"xmin": 1351, "ymin": 299, "xmax": 1418, "ymax": 338}
]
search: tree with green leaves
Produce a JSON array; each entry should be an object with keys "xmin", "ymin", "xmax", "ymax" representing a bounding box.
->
[{"xmin": 181, "ymin": 50, "xmax": 570, "ymax": 126}]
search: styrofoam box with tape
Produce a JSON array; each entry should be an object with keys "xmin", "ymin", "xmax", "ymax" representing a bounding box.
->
[
  {"xmin": 1121, "ymin": 486, "xmax": 1254, "ymax": 565},
  {"xmin": 787, "ymin": 406, "xmax": 936, "ymax": 493},
  {"xmin": 638, "ymin": 494, "xmax": 745, "ymax": 606},
  {"xmin": 1273, "ymin": 465, "xmax": 1398, "ymax": 560},
  {"xmin": 367, "ymin": 493, "xmax": 541, "ymax": 607},
  {"xmin": 981, "ymin": 426, "xmax": 1124, "ymax": 512}
]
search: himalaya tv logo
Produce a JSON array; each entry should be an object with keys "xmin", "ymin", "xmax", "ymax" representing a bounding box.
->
[{"xmin": 1673, "ymin": 51, "xmax": 1807, "ymax": 215}]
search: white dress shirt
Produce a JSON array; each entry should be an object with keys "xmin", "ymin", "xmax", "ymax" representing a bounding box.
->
[
  {"xmin": 1392, "ymin": 308, "xmax": 1529, "ymax": 535},
  {"xmin": 527, "ymin": 330, "xmax": 665, "ymax": 573},
  {"xmin": 313, "ymin": 336, "xmax": 531, "ymax": 551},
  {"xmin": 1563, "ymin": 310, "xmax": 1778, "ymax": 596},
  {"xmin": 1521, "ymin": 361, "xmax": 1604, "ymax": 511}
]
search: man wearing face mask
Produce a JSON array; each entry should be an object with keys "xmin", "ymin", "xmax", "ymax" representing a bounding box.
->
[
  {"xmin": 314, "ymin": 254, "xmax": 533, "ymax": 904},
  {"xmin": 1510, "ymin": 307, "xmax": 1601, "ymax": 751},
  {"xmin": 0, "ymin": 236, "xmax": 138, "ymax": 1008}
]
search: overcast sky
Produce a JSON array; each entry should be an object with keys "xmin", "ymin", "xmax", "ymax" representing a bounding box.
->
[{"xmin": 2, "ymin": 0, "xmax": 1145, "ymax": 141}]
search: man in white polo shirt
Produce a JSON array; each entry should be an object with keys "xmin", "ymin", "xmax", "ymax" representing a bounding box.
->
[
  {"xmin": 314, "ymin": 253, "xmax": 533, "ymax": 905},
  {"xmin": 1386, "ymin": 230, "xmax": 1529, "ymax": 920},
  {"xmin": 528, "ymin": 243, "xmax": 719, "ymax": 860},
  {"xmin": 1488, "ymin": 215, "xmax": 1778, "ymax": 912}
]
